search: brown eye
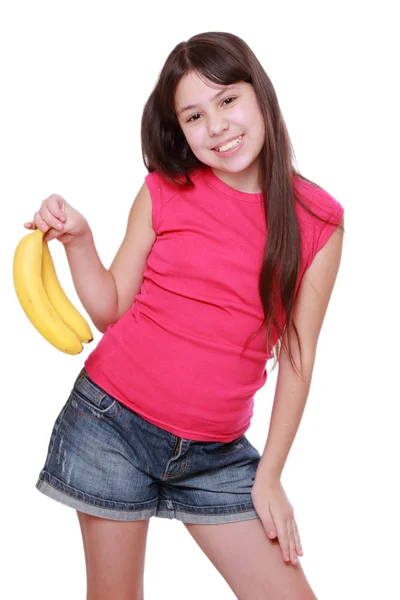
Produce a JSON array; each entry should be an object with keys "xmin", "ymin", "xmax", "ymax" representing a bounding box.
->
[
  {"xmin": 223, "ymin": 97, "xmax": 236, "ymax": 105},
  {"xmin": 187, "ymin": 113, "xmax": 201, "ymax": 123}
]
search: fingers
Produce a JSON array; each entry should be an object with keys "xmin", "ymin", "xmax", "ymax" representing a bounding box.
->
[
  {"xmin": 24, "ymin": 194, "xmax": 66, "ymax": 235},
  {"xmin": 33, "ymin": 210, "xmax": 52, "ymax": 233},
  {"xmin": 39, "ymin": 197, "xmax": 66, "ymax": 231},
  {"xmin": 260, "ymin": 502, "xmax": 300, "ymax": 565},
  {"xmin": 292, "ymin": 518, "xmax": 303, "ymax": 556},
  {"xmin": 40, "ymin": 204, "xmax": 65, "ymax": 233},
  {"xmin": 43, "ymin": 227, "xmax": 63, "ymax": 243},
  {"xmin": 261, "ymin": 512, "xmax": 277, "ymax": 540},
  {"xmin": 277, "ymin": 516, "xmax": 302, "ymax": 566},
  {"xmin": 32, "ymin": 211, "xmax": 63, "ymax": 243},
  {"xmin": 45, "ymin": 194, "xmax": 66, "ymax": 224},
  {"xmin": 287, "ymin": 520, "xmax": 297, "ymax": 565},
  {"xmin": 254, "ymin": 481, "xmax": 302, "ymax": 567},
  {"xmin": 24, "ymin": 221, "xmax": 37, "ymax": 230},
  {"xmin": 277, "ymin": 521, "xmax": 291, "ymax": 564}
]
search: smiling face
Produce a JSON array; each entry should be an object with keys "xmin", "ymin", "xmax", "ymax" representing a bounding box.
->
[{"xmin": 175, "ymin": 71, "xmax": 265, "ymax": 193}]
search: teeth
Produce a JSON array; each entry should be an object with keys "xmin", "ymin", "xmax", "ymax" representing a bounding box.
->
[{"xmin": 215, "ymin": 135, "xmax": 243, "ymax": 152}]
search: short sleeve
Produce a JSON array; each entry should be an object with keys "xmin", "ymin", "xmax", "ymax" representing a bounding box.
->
[
  {"xmin": 314, "ymin": 201, "xmax": 344, "ymax": 258},
  {"xmin": 145, "ymin": 172, "xmax": 162, "ymax": 234},
  {"xmin": 295, "ymin": 177, "xmax": 345, "ymax": 273},
  {"xmin": 144, "ymin": 171, "xmax": 181, "ymax": 235}
]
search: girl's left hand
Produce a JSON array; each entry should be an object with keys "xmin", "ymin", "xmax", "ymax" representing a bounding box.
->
[{"xmin": 251, "ymin": 475, "xmax": 303, "ymax": 565}]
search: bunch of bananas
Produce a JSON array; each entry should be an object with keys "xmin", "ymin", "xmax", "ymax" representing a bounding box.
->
[{"xmin": 13, "ymin": 229, "xmax": 93, "ymax": 354}]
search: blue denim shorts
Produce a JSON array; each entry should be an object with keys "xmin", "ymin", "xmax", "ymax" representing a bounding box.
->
[{"xmin": 36, "ymin": 368, "xmax": 262, "ymax": 524}]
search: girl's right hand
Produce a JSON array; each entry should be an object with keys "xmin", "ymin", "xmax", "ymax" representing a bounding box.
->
[{"xmin": 24, "ymin": 193, "xmax": 90, "ymax": 245}]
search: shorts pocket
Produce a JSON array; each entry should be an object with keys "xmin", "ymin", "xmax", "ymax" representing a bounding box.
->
[{"xmin": 69, "ymin": 369, "xmax": 121, "ymax": 420}]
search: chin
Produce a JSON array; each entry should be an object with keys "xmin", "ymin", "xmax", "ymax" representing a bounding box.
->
[
  {"xmin": 215, "ymin": 158, "xmax": 259, "ymax": 174},
  {"xmin": 194, "ymin": 148, "xmax": 259, "ymax": 174}
]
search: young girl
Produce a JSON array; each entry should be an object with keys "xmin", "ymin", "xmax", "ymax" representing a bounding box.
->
[{"xmin": 26, "ymin": 31, "xmax": 344, "ymax": 599}]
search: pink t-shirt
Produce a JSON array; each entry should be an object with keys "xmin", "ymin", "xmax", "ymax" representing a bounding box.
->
[{"xmin": 84, "ymin": 166, "xmax": 344, "ymax": 442}]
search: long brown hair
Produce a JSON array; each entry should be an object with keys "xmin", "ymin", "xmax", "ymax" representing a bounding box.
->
[{"xmin": 141, "ymin": 31, "xmax": 344, "ymax": 378}]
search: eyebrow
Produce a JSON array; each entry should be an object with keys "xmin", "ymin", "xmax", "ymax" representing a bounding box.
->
[{"xmin": 177, "ymin": 85, "xmax": 240, "ymax": 116}]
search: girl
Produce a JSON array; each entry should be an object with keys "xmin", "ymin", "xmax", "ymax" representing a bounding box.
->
[{"xmin": 27, "ymin": 31, "xmax": 344, "ymax": 599}]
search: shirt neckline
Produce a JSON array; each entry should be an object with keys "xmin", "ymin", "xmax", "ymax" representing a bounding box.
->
[{"xmin": 201, "ymin": 167, "xmax": 264, "ymax": 203}]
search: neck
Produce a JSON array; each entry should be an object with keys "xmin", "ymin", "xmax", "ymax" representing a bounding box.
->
[{"xmin": 211, "ymin": 162, "xmax": 261, "ymax": 194}]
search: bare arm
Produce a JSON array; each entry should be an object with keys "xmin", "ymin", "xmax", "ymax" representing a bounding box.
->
[
  {"xmin": 255, "ymin": 218, "xmax": 345, "ymax": 481},
  {"xmin": 63, "ymin": 231, "xmax": 118, "ymax": 333},
  {"xmin": 64, "ymin": 183, "xmax": 156, "ymax": 333}
]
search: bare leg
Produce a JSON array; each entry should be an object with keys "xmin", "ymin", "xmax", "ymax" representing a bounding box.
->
[
  {"xmin": 77, "ymin": 511, "xmax": 150, "ymax": 600},
  {"xmin": 185, "ymin": 519, "xmax": 317, "ymax": 599}
]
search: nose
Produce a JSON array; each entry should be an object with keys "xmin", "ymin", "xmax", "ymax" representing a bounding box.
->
[{"xmin": 207, "ymin": 113, "xmax": 229, "ymax": 137}]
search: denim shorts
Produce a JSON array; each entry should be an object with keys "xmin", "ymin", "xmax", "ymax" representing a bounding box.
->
[{"xmin": 36, "ymin": 368, "xmax": 262, "ymax": 524}]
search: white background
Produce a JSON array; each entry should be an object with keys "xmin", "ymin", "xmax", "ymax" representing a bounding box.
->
[{"xmin": 1, "ymin": 0, "xmax": 399, "ymax": 598}]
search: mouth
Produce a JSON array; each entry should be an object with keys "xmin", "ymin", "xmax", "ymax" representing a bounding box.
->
[{"xmin": 212, "ymin": 135, "xmax": 244, "ymax": 153}]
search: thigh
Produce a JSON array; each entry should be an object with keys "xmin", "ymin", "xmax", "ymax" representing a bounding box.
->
[
  {"xmin": 184, "ymin": 519, "xmax": 317, "ymax": 600},
  {"xmin": 77, "ymin": 512, "xmax": 150, "ymax": 600}
]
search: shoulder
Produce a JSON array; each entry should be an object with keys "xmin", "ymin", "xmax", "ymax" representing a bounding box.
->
[
  {"xmin": 293, "ymin": 174, "xmax": 345, "ymax": 273},
  {"xmin": 145, "ymin": 166, "xmax": 207, "ymax": 205},
  {"xmin": 143, "ymin": 167, "xmax": 206, "ymax": 233},
  {"xmin": 145, "ymin": 170, "xmax": 180, "ymax": 201},
  {"xmin": 293, "ymin": 175, "xmax": 344, "ymax": 224},
  {"xmin": 146, "ymin": 166, "xmax": 207, "ymax": 191}
]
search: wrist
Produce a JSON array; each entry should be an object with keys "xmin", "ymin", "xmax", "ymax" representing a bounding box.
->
[
  {"xmin": 255, "ymin": 459, "xmax": 282, "ymax": 483},
  {"xmin": 63, "ymin": 226, "xmax": 93, "ymax": 250}
]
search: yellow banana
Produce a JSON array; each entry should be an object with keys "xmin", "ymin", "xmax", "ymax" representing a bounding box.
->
[
  {"xmin": 41, "ymin": 240, "xmax": 93, "ymax": 343},
  {"xmin": 13, "ymin": 229, "xmax": 83, "ymax": 354}
]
